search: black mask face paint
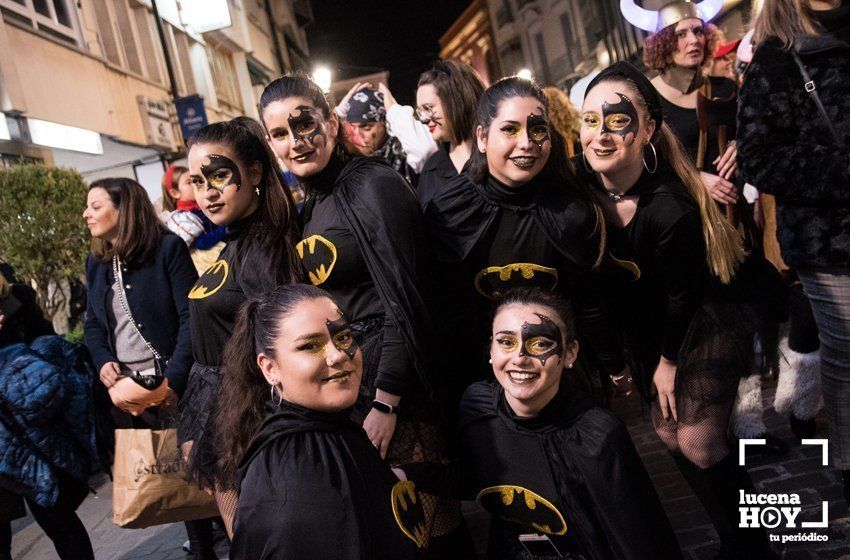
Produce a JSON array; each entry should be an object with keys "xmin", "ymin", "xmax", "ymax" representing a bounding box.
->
[
  {"xmin": 519, "ymin": 313, "xmax": 563, "ymax": 366},
  {"xmin": 526, "ymin": 113, "xmax": 550, "ymax": 150},
  {"xmin": 288, "ymin": 106, "xmax": 327, "ymax": 147},
  {"xmin": 601, "ymin": 93, "xmax": 639, "ymax": 145},
  {"xmin": 200, "ymin": 154, "xmax": 242, "ymax": 193},
  {"xmin": 326, "ymin": 315, "xmax": 358, "ymax": 359}
]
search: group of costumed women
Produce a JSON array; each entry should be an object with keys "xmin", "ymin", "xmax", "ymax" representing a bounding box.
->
[{"xmin": 80, "ymin": 1, "xmax": 850, "ymax": 558}]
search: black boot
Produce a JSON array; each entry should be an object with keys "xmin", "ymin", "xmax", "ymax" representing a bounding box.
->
[
  {"xmin": 184, "ymin": 518, "xmax": 217, "ymax": 560},
  {"xmin": 789, "ymin": 414, "xmax": 817, "ymax": 440},
  {"xmin": 672, "ymin": 454, "xmax": 777, "ymax": 559}
]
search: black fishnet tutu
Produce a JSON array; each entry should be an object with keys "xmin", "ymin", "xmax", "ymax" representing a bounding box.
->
[
  {"xmin": 349, "ymin": 319, "xmax": 464, "ymax": 541},
  {"xmin": 177, "ymin": 362, "xmax": 227, "ymax": 491}
]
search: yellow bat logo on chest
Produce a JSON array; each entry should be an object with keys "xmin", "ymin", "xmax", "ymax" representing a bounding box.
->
[
  {"xmin": 391, "ymin": 480, "xmax": 428, "ymax": 548},
  {"xmin": 477, "ymin": 485, "xmax": 567, "ymax": 536},
  {"xmin": 474, "ymin": 263, "xmax": 559, "ymax": 300},
  {"xmin": 296, "ymin": 234, "xmax": 337, "ymax": 285},
  {"xmin": 188, "ymin": 260, "xmax": 229, "ymax": 300}
]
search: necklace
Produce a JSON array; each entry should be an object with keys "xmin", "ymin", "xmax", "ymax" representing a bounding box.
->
[{"xmin": 606, "ymin": 190, "xmax": 631, "ymax": 201}]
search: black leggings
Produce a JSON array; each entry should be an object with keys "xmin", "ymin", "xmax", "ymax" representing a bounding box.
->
[{"xmin": 0, "ymin": 477, "xmax": 93, "ymax": 560}]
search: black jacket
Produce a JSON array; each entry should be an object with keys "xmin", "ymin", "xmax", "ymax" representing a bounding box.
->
[
  {"xmin": 0, "ymin": 284, "xmax": 54, "ymax": 348},
  {"xmin": 84, "ymin": 234, "xmax": 197, "ymax": 395},
  {"xmin": 405, "ymin": 380, "xmax": 682, "ymax": 560},
  {"xmin": 231, "ymin": 401, "xmax": 423, "ymax": 559},
  {"xmin": 738, "ymin": 34, "xmax": 850, "ymax": 267}
]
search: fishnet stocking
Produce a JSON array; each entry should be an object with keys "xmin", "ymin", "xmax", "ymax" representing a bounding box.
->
[{"xmin": 213, "ymin": 488, "xmax": 238, "ymax": 539}]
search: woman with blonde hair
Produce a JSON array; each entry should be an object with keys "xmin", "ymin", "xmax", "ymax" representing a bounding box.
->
[
  {"xmin": 579, "ymin": 61, "xmax": 776, "ymax": 558},
  {"xmin": 738, "ymin": 0, "xmax": 850, "ymax": 506}
]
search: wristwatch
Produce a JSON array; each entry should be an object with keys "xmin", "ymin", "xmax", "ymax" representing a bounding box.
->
[{"xmin": 371, "ymin": 399, "xmax": 397, "ymax": 414}]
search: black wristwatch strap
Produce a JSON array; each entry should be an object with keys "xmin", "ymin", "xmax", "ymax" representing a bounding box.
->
[{"xmin": 371, "ymin": 399, "xmax": 397, "ymax": 414}]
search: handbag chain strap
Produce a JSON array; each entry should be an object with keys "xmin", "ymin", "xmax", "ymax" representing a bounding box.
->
[
  {"xmin": 112, "ymin": 256, "xmax": 162, "ymax": 362},
  {"xmin": 791, "ymin": 50, "xmax": 844, "ymax": 148}
]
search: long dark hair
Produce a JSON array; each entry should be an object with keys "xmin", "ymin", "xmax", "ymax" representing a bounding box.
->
[
  {"xmin": 468, "ymin": 77, "xmax": 606, "ymax": 266},
  {"xmin": 417, "ymin": 60, "xmax": 484, "ymax": 146},
  {"xmin": 187, "ymin": 119, "xmax": 303, "ymax": 289},
  {"xmin": 214, "ymin": 284, "xmax": 330, "ymax": 478},
  {"xmin": 89, "ymin": 177, "xmax": 168, "ymax": 262}
]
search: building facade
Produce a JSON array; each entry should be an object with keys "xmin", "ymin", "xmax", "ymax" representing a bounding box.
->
[
  {"xmin": 0, "ymin": 0, "xmax": 311, "ymax": 199},
  {"xmin": 438, "ymin": 0, "xmax": 500, "ymax": 86},
  {"xmin": 485, "ymin": 0, "xmax": 750, "ymax": 90}
]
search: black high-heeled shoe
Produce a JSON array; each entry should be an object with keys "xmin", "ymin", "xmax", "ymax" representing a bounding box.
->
[{"xmin": 789, "ymin": 415, "xmax": 817, "ymax": 440}]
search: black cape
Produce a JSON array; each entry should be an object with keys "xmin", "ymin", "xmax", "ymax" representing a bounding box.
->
[
  {"xmin": 405, "ymin": 380, "xmax": 682, "ymax": 560},
  {"xmin": 303, "ymin": 156, "xmax": 435, "ymax": 403},
  {"xmin": 231, "ymin": 401, "xmax": 425, "ymax": 559}
]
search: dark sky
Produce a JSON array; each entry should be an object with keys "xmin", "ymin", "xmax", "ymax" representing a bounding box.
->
[{"xmin": 307, "ymin": 0, "xmax": 470, "ymax": 106}]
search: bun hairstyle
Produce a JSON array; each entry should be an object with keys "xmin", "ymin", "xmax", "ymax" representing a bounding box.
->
[
  {"xmin": 417, "ymin": 60, "xmax": 485, "ymax": 145},
  {"xmin": 214, "ymin": 284, "xmax": 329, "ymax": 481},
  {"xmin": 187, "ymin": 119, "xmax": 303, "ymax": 290},
  {"xmin": 469, "ymin": 76, "xmax": 606, "ymax": 267}
]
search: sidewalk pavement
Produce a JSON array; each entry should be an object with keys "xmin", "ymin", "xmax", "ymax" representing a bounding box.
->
[{"xmin": 11, "ymin": 378, "xmax": 850, "ymax": 559}]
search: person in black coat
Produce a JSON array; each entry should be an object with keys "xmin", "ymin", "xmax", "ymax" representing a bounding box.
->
[
  {"xmin": 260, "ymin": 74, "xmax": 472, "ymax": 555},
  {"xmin": 738, "ymin": 0, "xmax": 850, "ymax": 505},
  {"xmin": 400, "ymin": 288, "xmax": 681, "ymax": 560},
  {"xmin": 217, "ymin": 285, "xmax": 425, "ymax": 560},
  {"xmin": 84, "ymin": 178, "xmax": 197, "ymax": 405}
]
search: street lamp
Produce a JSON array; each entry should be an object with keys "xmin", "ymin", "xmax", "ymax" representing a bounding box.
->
[
  {"xmin": 516, "ymin": 68, "xmax": 533, "ymax": 80},
  {"xmin": 313, "ymin": 66, "xmax": 332, "ymax": 92}
]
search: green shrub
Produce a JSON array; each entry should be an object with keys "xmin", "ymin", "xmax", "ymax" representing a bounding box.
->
[{"xmin": 0, "ymin": 164, "xmax": 89, "ymax": 328}]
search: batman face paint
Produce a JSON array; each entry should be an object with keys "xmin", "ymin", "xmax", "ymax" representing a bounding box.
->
[
  {"xmin": 326, "ymin": 315, "xmax": 358, "ymax": 359},
  {"xmin": 199, "ymin": 154, "xmax": 242, "ymax": 194},
  {"xmin": 519, "ymin": 313, "xmax": 563, "ymax": 366},
  {"xmin": 600, "ymin": 93, "xmax": 639, "ymax": 144},
  {"xmin": 526, "ymin": 113, "xmax": 550, "ymax": 150},
  {"xmin": 288, "ymin": 106, "xmax": 327, "ymax": 147}
]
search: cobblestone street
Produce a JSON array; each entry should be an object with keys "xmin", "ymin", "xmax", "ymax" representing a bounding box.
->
[{"xmin": 11, "ymin": 379, "xmax": 850, "ymax": 559}]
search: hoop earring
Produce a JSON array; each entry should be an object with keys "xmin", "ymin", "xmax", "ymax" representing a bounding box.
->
[
  {"xmin": 270, "ymin": 384, "xmax": 283, "ymax": 407},
  {"xmin": 643, "ymin": 142, "xmax": 658, "ymax": 174},
  {"xmin": 581, "ymin": 152, "xmax": 593, "ymax": 174}
]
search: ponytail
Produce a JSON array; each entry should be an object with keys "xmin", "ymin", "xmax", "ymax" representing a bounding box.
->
[
  {"xmin": 214, "ymin": 300, "xmax": 266, "ymax": 480},
  {"xmin": 655, "ymin": 123, "xmax": 746, "ymax": 283},
  {"xmin": 213, "ymin": 284, "xmax": 330, "ymax": 479}
]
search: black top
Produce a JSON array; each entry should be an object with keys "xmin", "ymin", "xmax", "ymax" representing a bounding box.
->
[
  {"xmin": 298, "ymin": 153, "xmax": 433, "ymax": 399},
  {"xmin": 405, "ymin": 380, "xmax": 682, "ymax": 560},
  {"xmin": 660, "ymin": 76, "xmax": 737, "ymax": 173},
  {"xmin": 0, "ymin": 284, "xmax": 53, "ymax": 348},
  {"xmin": 188, "ymin": 216, "xmax": 265, "ymax": 367},
  {"xmin": 416, "ymin": 145, "xmax": 469, "ymax": 210},
  {"xmin": 424, "ymin": 171, "xmax": 624, "ymax": 390},
  {"xmin": 579, "ymin": 163, "xmax": 707, "ymax": 393},
  {"xmin": 812, "ymin": 0, "xmax": 850, "ymax": 44},
  {"xmin": 84, "ymin": 234, "xmax": 197, "ymax": 395},
  {"xmin": 232, "ymin": 400, "xmax": 424, "ymax": 559}
]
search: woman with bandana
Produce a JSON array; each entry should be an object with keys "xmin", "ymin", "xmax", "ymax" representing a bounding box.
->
[
  {"xmin": 415, "ymin": 60, "xmax": 485, "ymax": 209},
  {"xmin": 216, "ymin": 285, "xmax": 424, "ymax": 559},
  {"xmin": 333, "ymin": 83, "xmax": 433, "ymax": 186},
  {"xmin": 260, "ymin": 74, "xmax": 473, "ymax": 557},
  {"xmin": 399, "ymin": 288, "xmax": 681, "ymax": 560},
  {"xmin": 577, "ymin": 61, "xmax": 775, "ymax": 558},
  {"xmin": 424, "ymin": 77, "xmax": 626, "ymax": 420},
  {"xmin": 177, "ymin": 119, "xmax": 303, "ymax": 540},
  {"xmin": 621, "ymin": 0, "xmax": 739, "ymax": 206}
]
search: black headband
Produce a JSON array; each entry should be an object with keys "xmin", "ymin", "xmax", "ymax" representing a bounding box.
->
[{"xmin": 585, "ymin": 61, "xmax": 664, "ymax": 135}]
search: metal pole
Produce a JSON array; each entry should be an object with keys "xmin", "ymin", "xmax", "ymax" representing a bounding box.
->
[{"xmin": 151, "ymin": 0, "xmax": 179, "ymax": 101}]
